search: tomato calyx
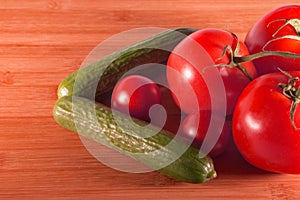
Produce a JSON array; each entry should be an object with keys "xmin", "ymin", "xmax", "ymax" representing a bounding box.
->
[
  {"xmin": 263, "ymin": 18, "xmax": 300, "ymax": 50},
  {"xmin": 278, "ymin": 68, "xmax": 300, "ymax": 130},
  {"xmin": 215, "ymin": 35, "xmax": 253, "ymax": 81},
  {"xmin": 268, "ymin": 18, "xmax": 300, "ymax": 36},
  {"xmin": 234, "ymin": 17, "xmax": 300, "ymax": 73}
]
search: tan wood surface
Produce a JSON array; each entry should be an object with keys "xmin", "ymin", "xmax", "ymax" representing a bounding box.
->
[{"xmin": 1, "ymin": 0, "xmax": 300, "ymax": 199}]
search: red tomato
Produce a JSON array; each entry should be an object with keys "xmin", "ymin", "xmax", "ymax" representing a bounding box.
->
[
  {"xmin": 167, "ymin": 28, "xmax": 257, "ymax": 115},
  {"xmin": 111, "ymin": 75, "xmax": 161, "ymax": 122},
  {"xmin": 245, "ymin": 5, "xmax": 300, "ymax": 76},
  {"xmin": 179, "ymin": 110, "xmax": 230, "ymax": 157},
  {"xmin": 232, "ymin": 71, "xmax": 300, "ymax": 174}
]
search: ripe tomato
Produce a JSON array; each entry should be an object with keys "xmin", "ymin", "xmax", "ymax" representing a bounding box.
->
[
  {"xmin": 179, "ymin": 110, "xmax": 230, "ymax": 157},
  {"xmin": 167, "ymin": 28, "xmax": 257, "ymax": 115},
  {"xmin": 245, "ymin": 5, "xmax": 300, "ymax": 76},
  {"xmin": 111, "ymin": 75, "xmax": 161, "ymax": 122},
  {"xmin": 232, "ymin": 71, "xmax": 300, "ymax": 174}
]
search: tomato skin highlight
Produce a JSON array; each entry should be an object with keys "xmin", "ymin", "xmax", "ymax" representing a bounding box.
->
[
  {"xmin": 166, "ymin": 36, "xmax": 213, "ymax": 114},
  {"xmin": 111, "ymin": 75, "xmax": 161, "ymax": 122},
  {"xmin": 245, "ymin": 5, "xmax": 300, "ymax": 76},
  {"xmin": 167, "ymin": 28, "xmax": 257, "ymax": 115},
  {"xmin": 232, "ymin": 71, "xmax": 300, "ymax": 174}
]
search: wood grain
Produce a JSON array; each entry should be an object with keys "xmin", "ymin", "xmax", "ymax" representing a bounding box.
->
[{"xmin": 1, "ymin": 0, "xmax": 300, "ymax": 199}]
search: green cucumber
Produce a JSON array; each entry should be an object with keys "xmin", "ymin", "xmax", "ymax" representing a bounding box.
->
[
  {"xmin": 53, "ymin": 96, "xmax": 217, "ymax": 183},
  {"xmin": 57, "ymin": 28, "xmax": 197, "ymax": 99},
  {"xmin": 54, "ymin": 27, "xmax": 217, "ymax": 183}
]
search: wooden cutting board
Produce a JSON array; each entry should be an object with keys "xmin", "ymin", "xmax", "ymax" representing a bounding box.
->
[{"xmin": 1, "ymin": 0, "xmax": 300, "ymax": 199}]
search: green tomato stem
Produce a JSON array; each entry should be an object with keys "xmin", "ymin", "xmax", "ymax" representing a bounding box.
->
[
  {"xmin": 234, "ymin": 51, "xmax": 300, "ymax": 64},
  {"xmin": 278, "ymin": 68, "xmax": 300, "ymax": 130}
]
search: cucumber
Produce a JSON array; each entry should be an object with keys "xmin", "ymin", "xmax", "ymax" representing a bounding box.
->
[
  {"xmin": 53, "ymin": 96, "xmax": 217, "ymax": 183},
  {"xmin": 54, "ymin": 27, "xmax": 217, "ymax": 183},
  {"xmin": 57, "ymin": 28, "xmax": 197, "ymax": 99}
]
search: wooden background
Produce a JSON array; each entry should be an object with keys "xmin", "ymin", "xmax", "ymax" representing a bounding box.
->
[{"xmin": 1, "ymin": 0, "xmax": 300, "ymax": 199}]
